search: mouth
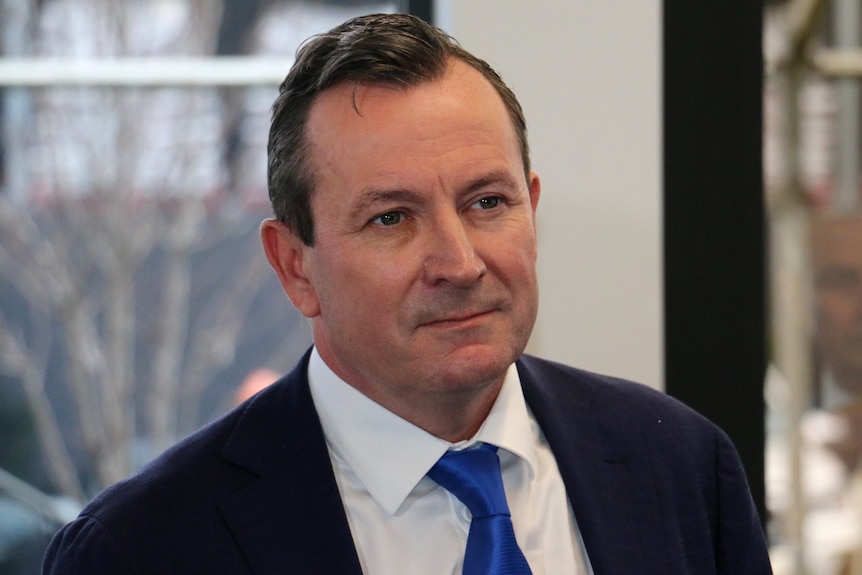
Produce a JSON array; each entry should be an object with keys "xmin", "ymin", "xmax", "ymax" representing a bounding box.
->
[{"xmin": 419, "ymin": 309, "xmax": 496, "ymax": 329}]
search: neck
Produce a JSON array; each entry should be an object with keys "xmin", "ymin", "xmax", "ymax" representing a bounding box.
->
[
  {"xmin": 343, "ymin": 375, "xmax": 504, "ymax": 442},
  {"xmin": 312, "ymin": 338, "xmax": 508, "ymax": 442},
  {"xmin": 389, "ymin": 385, "xmax": 502, "ymax": 442}
]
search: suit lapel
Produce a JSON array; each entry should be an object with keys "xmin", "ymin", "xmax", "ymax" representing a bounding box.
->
[
  {"xmin": 518, "ymin": 356, "xmax": 670, "ymax": 575},
  {"xmin": 218, "ymin": 350, "xmax": 364, "ymax": 575}
]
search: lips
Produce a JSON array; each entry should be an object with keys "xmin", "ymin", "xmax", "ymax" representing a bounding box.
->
[
  {"xmin": 419, "ymin": 309, "xmax": 496, "ymax": 328},
  {"xmin": 410, "ymin": 290, "xmax": 507, "ymax": 329}
]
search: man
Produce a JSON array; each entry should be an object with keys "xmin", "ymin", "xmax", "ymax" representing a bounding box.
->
[
  {"xmin": 43, "ymin": 13, "xmax": 772, "ymax": 574},
  {"xmin": 813, "ymin": 215, "xmax": 862, "ymax": 408},
  {"xmin": 788, "ymin": 215, "xmax": 862, "ymax": 575},
  {"xmin": 810, "ymin": 216, "xmax": 862, "ymax": 473}
]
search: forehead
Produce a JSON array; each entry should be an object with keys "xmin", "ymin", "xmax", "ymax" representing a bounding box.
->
[{"xmin": 304, "ymin": 60, "xmax": 520, "ymax": 175}]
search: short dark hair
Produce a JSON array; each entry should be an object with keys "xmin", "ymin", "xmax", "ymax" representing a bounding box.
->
[{"xmin": 267, "ymin": 13, "xmax": 530, "ymax": 246}]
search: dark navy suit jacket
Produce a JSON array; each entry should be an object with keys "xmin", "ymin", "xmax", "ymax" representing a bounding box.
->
[{"xmin": 43, "ymin": 351, "xmax": 773, "ymax": 574}]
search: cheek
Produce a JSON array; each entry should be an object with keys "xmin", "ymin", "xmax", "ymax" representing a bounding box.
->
[
  {"xmin": 317, "ymin": 254, "xmax": 415, "ymax": 317},
  {"xmin": 493, "ymin": 240, "xmax": 538, "ymax": 281}
]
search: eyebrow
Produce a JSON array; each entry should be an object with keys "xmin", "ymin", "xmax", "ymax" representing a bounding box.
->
[
  {"xmin": 816, "ymin": 265, "xmax": 861, "ymax": 288},
  {"xmin": 352, "ymin": 189, "xmax": 424, "ymax": 214},
  {"xmin": 463, "ymin": 170, "xmax": 519, "ymax": 194},
  {"xmin": 352, "ymin": 170, "xmax": 521, "ymax": 213}
]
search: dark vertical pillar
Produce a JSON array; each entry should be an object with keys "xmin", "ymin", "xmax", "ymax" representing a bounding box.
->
[
  {"xmin": 663, "ymin": 1, "xmax": 767, "ymax": 523},
  {"xmin": 405, "ymin": 0, "xmax": 434, "ymax": 24}
]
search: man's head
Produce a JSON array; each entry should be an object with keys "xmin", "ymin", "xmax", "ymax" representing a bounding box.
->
[
  {"xmin": 813, "ymin": 216, "xmax": 862, "ymax": 394},
  {"xmin": 267, "ymin": 13, "xmax": 530, "ymax": 247},
  {"xmin": 261, "ymin": 14, "xmax": 540, "ymax": 440}
]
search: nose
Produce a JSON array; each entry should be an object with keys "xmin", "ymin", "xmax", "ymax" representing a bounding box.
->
[{"xmin": 422, "ymin": 212, "xmax": 487, "ymax": 288}]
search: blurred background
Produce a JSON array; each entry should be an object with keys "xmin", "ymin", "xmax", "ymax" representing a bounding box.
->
[
  {"xmin": 765, "ymin": 1, "xmax": 862, "ymax": 573},
  {"xmin": 0, "ymin": 0, "xmax": 859, "ymax": 574}
]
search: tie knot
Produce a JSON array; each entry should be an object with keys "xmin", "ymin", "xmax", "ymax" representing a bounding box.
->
[{"xmin": 427, "ymin": 443, "xmax": 510, "ymax": 519}]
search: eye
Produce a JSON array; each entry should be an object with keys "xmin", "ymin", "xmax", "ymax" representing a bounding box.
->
[
  {"xmin": 370, "ymin": 211, "xmax": 403, "ymax": 226},
  {"xmin": 472, "ymin": 196, "xmax": 501, "ymax": 210},
  {"xmin": 817, "ymin": 267, "xmax": 862, "ymax": 292}
]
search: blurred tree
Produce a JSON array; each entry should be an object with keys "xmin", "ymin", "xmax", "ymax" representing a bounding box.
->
[{"xmin": 0, "ymin": 0, "xmax": 310, "ymax": 506}]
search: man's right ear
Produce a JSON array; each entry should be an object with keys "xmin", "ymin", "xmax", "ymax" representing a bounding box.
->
[{"xmin": 260, "ymin": 219, "xmax": 321, "ymax": 318}]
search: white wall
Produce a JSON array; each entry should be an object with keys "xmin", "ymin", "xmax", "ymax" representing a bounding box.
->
[{"xmin": 436, "ymin": 1, "xmax": 663, "ymax": 388}]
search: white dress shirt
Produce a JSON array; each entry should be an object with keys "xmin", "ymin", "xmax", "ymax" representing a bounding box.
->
[{"xmin": 308, "ymin": 348, "xmax": 594, "ymax": 575}]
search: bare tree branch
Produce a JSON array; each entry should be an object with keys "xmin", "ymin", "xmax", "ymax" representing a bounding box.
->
[{"xmin": 0, "ymin": 309, "xmax": 86, "ymax": 502}]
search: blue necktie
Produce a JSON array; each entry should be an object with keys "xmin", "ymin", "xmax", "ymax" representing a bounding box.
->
[{"xmin": 427, "ymin": 444, "xmax": 533, "ymax": 575}]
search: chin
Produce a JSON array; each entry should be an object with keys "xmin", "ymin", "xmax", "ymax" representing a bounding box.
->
[{"xmin": 433, "ymin": 344, "xmax": 517, "ymax": 388}]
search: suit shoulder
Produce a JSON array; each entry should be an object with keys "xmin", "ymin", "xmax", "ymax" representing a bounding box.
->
[
  {"xmin": 46, "ymin": 357, "xmax": 319, "ymax": 573},
  {"xmin": 41, "ymin": 404, "xmax": 252, "ymax": 573},
  {"xmin": 517, "ymin": 354, "xmax": 719, "ymax": 432},
  {"xmin": 83, "ymin": 404, "xmax": 249, "ymax": 521},
  {"xmin": 80, "ymin": 356, "xmax": 313, "ymax": 524}
]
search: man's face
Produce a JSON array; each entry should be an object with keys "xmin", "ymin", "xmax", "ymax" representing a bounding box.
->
[
  {"xmin": 813, "ymin": 217, "xmax": 862, "ymax": 392},
  {"xmin": 267, "ymin": 60, "xmax": 540, "ymax": 410}
]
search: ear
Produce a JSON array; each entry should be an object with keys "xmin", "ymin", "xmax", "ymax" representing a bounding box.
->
[
  {"xmin": 260, "ymin": 218, "xmax": 321, "ymax": 318},
  {"xmin": 528, "ymin": 170, "xmax": 541, "ymax": 213}
]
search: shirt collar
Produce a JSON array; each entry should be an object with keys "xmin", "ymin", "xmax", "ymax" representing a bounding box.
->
[{"xmin": 307, "ymin": 348, "xmax": 537, "ymax": 515}]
